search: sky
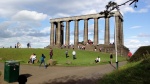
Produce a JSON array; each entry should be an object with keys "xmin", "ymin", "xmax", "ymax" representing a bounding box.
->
[{"xmin": 0, "ymin": 0, "xmax": 150, "ymax": 53}]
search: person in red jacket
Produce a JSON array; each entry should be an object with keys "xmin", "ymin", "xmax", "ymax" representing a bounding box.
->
[{"xmin": 128, "ymin": 51, "xmax": 132, "ymax": 58}]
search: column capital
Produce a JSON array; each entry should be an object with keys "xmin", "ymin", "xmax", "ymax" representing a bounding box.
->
[
  {"xmin": 65, "ymin": 20, "xmax": 71, "ymax": 22},
  {"xmin": 74, "ymin": 19, "xmax": 80, "ymax": 21},
  {"xmin": 83, "ymin": 18, "xmax": 89, "ymax": 20},
  {"xmin": 50, "ymin": 22, "xmax": 54, "ymax": 23},
  {"xmin": 94, "ymin": 17, "xmax": 98, "ymax": 19}
]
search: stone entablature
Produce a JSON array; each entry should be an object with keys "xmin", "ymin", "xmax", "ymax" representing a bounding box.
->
[{"xmin": 50, "ymin": 11, "xmax": 123, "ymax": 22}]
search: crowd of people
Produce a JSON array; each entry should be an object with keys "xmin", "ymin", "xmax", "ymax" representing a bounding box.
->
[
  {"xmin": 27, "ymin": 48, "xmax": 78, "ymax": 68},
  {"xmin": 10, "ymin": 42, "xmax": 31, "ymax": 48},
  {"xmin": 17, "ymin": 48, "xmax": 132, "ymax": 84},
  {"xmin": 15, "ymin": 42, "xmax": 22, "ymax": 48},
  {"xmin": 26, "ymin": 47, "xmax": 132, "ymax": 69}
]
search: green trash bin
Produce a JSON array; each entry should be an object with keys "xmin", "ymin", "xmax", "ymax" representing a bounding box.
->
[{"xmin": 4, "ymin": 60, "xmax": 20, "ymax": 83}]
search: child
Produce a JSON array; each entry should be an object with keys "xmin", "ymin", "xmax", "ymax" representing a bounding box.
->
[{"xmin": 39, "ymin": 54, "xmax": 47, "ymax": 68}]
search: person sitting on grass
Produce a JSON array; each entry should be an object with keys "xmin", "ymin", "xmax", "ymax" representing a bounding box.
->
[
  {"xmin": 32, "ymin": 54, "xmax": 36, "ymax": 64},
  {"xmin": 28, "ymin": 53, "xmax": 34, "ymax": 64},
  {"xmin": 95, "ymin": 56, "xmax": 100, "ymax": 63}
]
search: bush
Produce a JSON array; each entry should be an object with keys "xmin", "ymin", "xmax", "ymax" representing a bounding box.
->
[{"xmin": 129, "ymin": 46, "xmax": 150, "ymax": 62}]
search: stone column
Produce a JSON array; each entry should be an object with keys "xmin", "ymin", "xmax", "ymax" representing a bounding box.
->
[
  {"xmin": 50, "ymin": 22, "xmax": 54, "ymax": 46},
  {"xmin": 115, "ymin": 16, "xmax": 120, "ymax": 45},
  {"xmin": 74, "ymin": 20, "xmax": 79, "ymax": 48},
  {"xmin": 60, "ymin": 22, "xmax": 64, "ymax": 45},
  {"xmin": 65, "ymin": 21, "xmax": 70, "ymax": 46},
  {"xmin": 57, "ymin": 21, "xmax": 61, "ymax": 47},
  {"xmin": 55, "ymin": 23, "xmax": 58, "ymax": 45},
  {"xmin": 120, "ymin": 19, "xmax": 124, "ymax": 45},
  {"xmin": 84, "ymin": 19, "xmax": 88, "ymax": 44},
  {"xmin": 94, "ymin": 18, "xmax": 98, "ymax": 45},
  {"xmin": 104, "ymin": 17, "xmax": 110, "ymax": 45}
]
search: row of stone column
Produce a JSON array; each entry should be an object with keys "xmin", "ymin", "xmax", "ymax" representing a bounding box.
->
[{"xmin": 50, "ymin": 16, "xmax": 123, "ymax": 47}]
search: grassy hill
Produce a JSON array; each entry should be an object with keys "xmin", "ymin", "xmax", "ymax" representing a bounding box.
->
[
  {"xmin": 99, "ymin": 57, "xmax": 150, "ymax": 84},
  {"xmin": 0, "ymin": 48, "xmax": 126, "ymax": 66},
  {"xmin": 98, "ymin": 46, "xmax": 150, "ymax": 84},
  {"xmin": 129, "ymin": 46, "xmax": 150, "ymax": 62}
]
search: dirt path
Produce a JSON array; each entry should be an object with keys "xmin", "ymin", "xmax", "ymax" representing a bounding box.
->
[{"xmin": 0, "ymin": 61, "xmax": 127, "ymax": 84}]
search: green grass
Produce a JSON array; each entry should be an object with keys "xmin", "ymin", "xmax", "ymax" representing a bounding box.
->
[
  {"xmin": 98, "ymin": 57, "xmax": 150, "ymax": 84},
  {"xmin": 129, "ymin": 46, "xmax": 150, "ymax": 62},
  {"xmin": 0, "ymin": 48, "xmax": 126, "ymax": 66},
  {"xmin": 97, "ymin": 46, "xmax": 150, "ymax": 84}
]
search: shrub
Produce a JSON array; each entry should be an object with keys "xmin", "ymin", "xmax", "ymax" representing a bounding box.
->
[{"xmin": 129, "ymin": 46, "xmax": 150, "ymax": 62}]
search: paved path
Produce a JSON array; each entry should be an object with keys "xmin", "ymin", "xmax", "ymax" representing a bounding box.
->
[{"xmin": 0, "ymin": 61, "xmax": 127, "ymax": 84}]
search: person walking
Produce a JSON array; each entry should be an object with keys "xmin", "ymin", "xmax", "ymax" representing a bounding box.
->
[
  {"xmin": 39, "ymin": 54, "xmax": 47, "ymax": 68},
  {"xmin": 65, "ymin": 50, "xmax": 69, "ymax": 58},
  {"xmin": 72, "ymin": 48, "xmax": 76, "ymax": 60},
  {"xmin": 50, "ymin": 48, "xmax": 53, "ymax": 59},
  {"xmin": 27, "ymin": 43, "xmax": 29, "ymax": 48},
  {"xmin": 110, "ymin": 53, "xmax": 113, "ymax": 64}
]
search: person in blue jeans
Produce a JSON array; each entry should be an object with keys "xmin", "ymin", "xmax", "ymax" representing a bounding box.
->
[{"xmin": 39, "ymin": 54, "xmax": 47, "ymax": 68}]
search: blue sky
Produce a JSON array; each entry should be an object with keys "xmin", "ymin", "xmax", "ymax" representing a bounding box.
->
[{"xmin": 0, "ymin": 0, "xmax": 150, "ymax": 53}]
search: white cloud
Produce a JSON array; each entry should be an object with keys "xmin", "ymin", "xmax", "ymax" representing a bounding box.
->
[
  {"xmin": 81, "ymin": 9, "xmax": 97, "ymax": 15},
  {"xmin": 41, "ymin": 27, "xmax": 50, "ymax": 34},
  {"xmin": 129, "ymin": 39, "xmax": 140, "ymax": 44},
  {"xmin": 53, "ymin": 13, "xmax": 70, "ymax": 18},
  {"xmin": 137, "ymin": 8, "xmax": 148, "ymax": 13},
  {"xmin": 125, "ymin": 39, "xmax": 141, "ymax": 53},
  {"xmin": 138, "ymin": 33, "xmax": 150, "ymax": 38},
  {"xmin": 88, "ymin": 24, "xmax": 94, "ymax": 31},
  {"xmin": 121, "ymin": 6, "xmax": 135, "ymax": 13},
  {"xmin": 130, "ymin": 36, "xmax": 138, "ymax": 39},
  {"xmin": 130, "ymin": 26, "xmax": 142, "ymax": 29},
  {"xmin": 0, "ymin": 0, "xmax": 149, "ymax": 49},
  {"xmin": 144, "ymin": 41, "xmax": 149, "ymax": 43},
  {"xmin": 0, "ymin": 8, "xmax": 15, "ymax": 17},
  {"xmin": 12, "ymin": 10, "xmax": 48, "ymax": 21},
  {"xmin": 125, "ymin": 37, "xmax": 150, "ymax": 53}
]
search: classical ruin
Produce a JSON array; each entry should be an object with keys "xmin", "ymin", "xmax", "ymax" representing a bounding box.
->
[{"xmin": 49, "ymin": 11, "xmax": 129, "ymax": 56}]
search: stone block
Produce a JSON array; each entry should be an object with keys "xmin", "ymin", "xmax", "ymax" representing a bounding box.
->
[
  {"xmin": 47, "ymin": 59, "xmax": 57, "ymax": 66},
  {"xmin": 66, "ymin": 60, "xmax": 72, "ymax": 65}
]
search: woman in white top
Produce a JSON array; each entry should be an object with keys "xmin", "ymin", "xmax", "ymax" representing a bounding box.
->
[
  {"xmin": 95, "ymin": 56, "xmax": 100, "ymax": 63},
  {"xmin": 32, "ymin": 54, "xmax": 36, "ymax": 64},
  {"xmin": 72, "ymin": 48, "xmax": 76, "ymax": 60}
]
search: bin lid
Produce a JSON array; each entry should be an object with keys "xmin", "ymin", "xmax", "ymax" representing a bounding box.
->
[
  {"xmin": 5, "ymin": 60, "xmax": 19, "ymax": 63},
  {"xmin": 5, "ymin": 60, "xmax": 20, "ymax": 65}
]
